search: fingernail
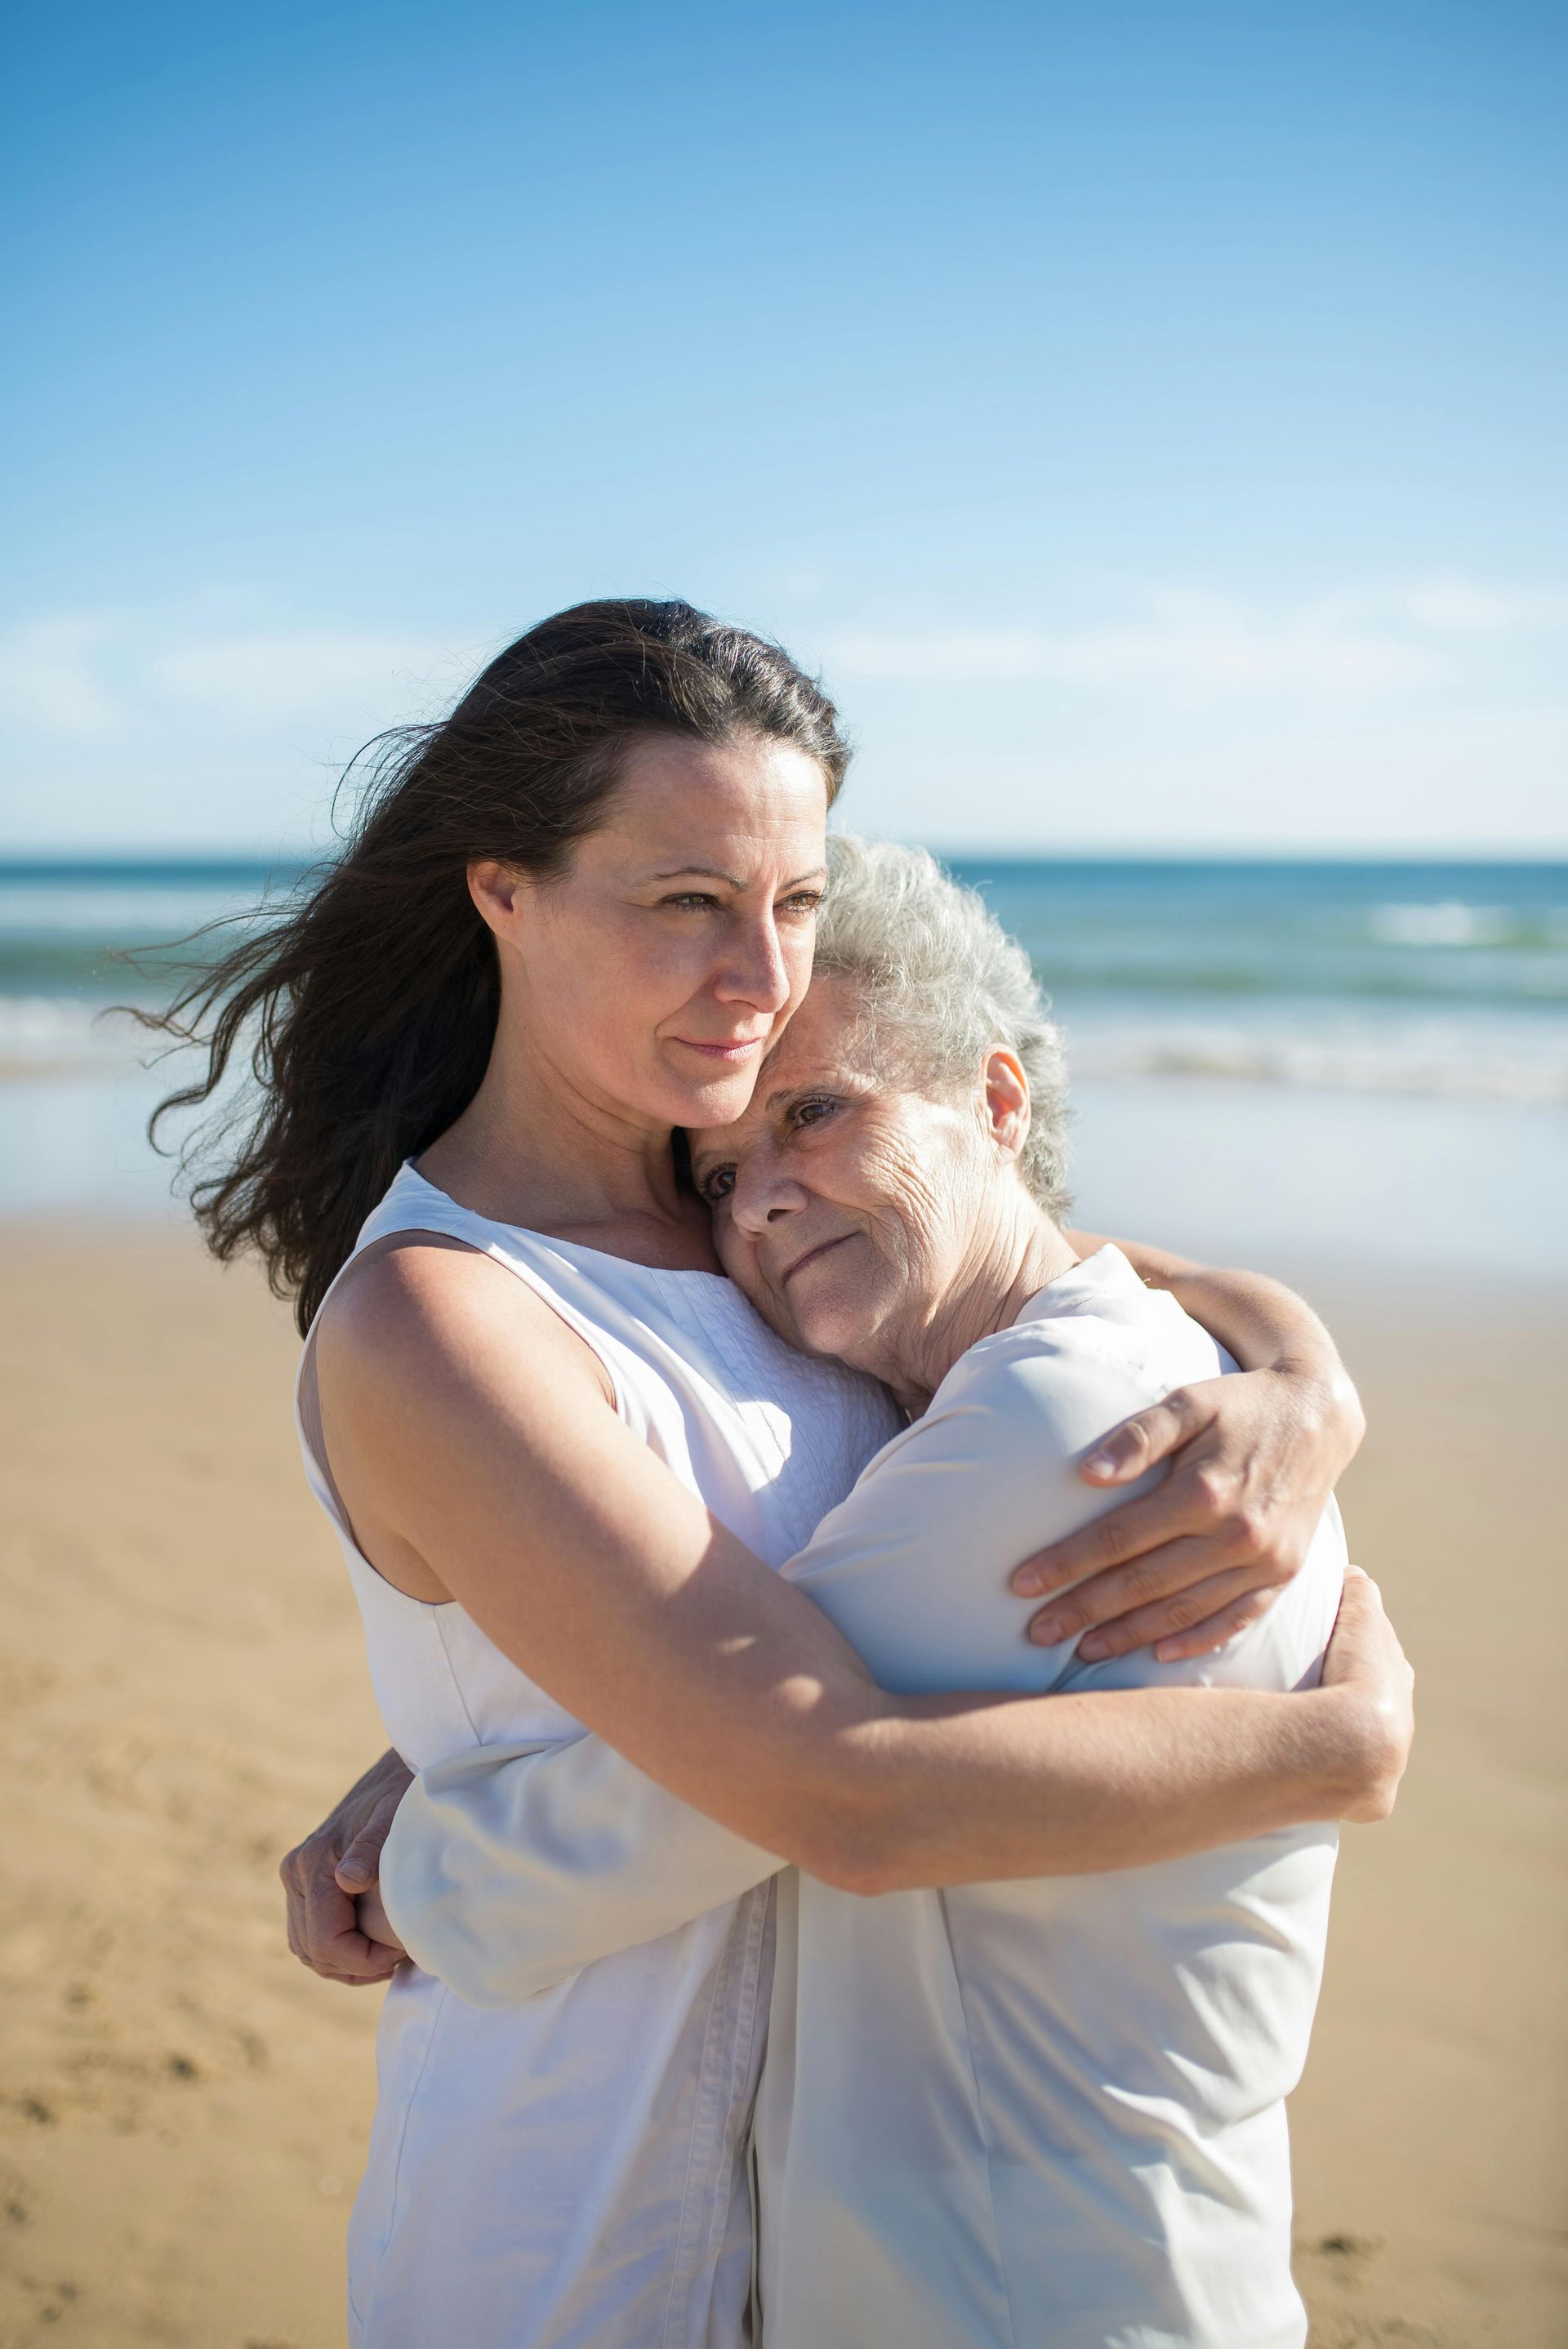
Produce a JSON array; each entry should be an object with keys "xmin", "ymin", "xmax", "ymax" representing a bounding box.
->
[
  {"xmin": 1083, "ymin": 1451, "xmax": 1117, "ymax": 1478},
  {"xmin": 1013, "ymin": 1571, "xmax": 1042, "ymax": 1597},
  {"xmin": 1079, "ymin": 1634, "xmax": 1111, "ymax": 1661},
  {"xmin": 1030, "ymin": 1616, "xmax": 1064, "ymax": 1644}
]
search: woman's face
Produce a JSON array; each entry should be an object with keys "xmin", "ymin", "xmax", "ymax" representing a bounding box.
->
[
  {"xmin": 689, "ymin": 974, "xmax": 1014, "ymax": 1382},
  {"xmin": 471, "ymin": 732, "xmax": 830, "ymax": 1134}
]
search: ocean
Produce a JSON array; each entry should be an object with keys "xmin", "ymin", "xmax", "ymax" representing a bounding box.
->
[{"xmin": 4, "ymin": 855, "xmax": 1566, "ymax": 1273}]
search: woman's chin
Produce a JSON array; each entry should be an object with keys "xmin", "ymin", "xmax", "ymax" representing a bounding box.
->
[
  {"xmin": 654, "ymin": 1064, "xmax": 760, "ymax": 1133},
  {"xmin": 784, "ymin": 1290, "xmax": 877, "ymax": 1370}
]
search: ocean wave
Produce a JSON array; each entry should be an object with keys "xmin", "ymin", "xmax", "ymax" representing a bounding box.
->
[
  {"xmin": 1367, "ymin": 901, "xmax": 1568, "ymax": 950},
  {"xmin": 0, "ymin": 883, "xmax": 268, "ymax": 934},
  {"xmin": 5, "ymin": 990, "xmax": 1565, "ymax": 1110},
  {"xmin": 1067, "ymin": 1021, "xmax": 1568, "ymax": 1106},
  {"xmin": 0, "ymin": 996, "xmax": 147, "ymax": 1068}
]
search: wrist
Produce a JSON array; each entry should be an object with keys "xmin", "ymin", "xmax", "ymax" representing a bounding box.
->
[
  {"xmin": 1317, "ymin": 1686, "xmax": 1402, "ymax": 1822},
  {"xmin": 1275, "ymin": 1358, "xmax": 1365, "ymax": 1464}
]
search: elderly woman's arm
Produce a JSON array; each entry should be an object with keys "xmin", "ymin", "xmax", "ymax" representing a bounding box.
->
[
  {"xmin": 1035, "ymin": 1234, "xmax": 1365, "ymax": 1661},
  {"xmin": 286, "ymin": 1566, "xmax": 1404, "ymax": 2005}
]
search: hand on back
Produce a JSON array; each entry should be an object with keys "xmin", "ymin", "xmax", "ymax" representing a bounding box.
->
[{"xmin": 281, "ymin": 1748, "xmax": 412, "ymax": 1984}]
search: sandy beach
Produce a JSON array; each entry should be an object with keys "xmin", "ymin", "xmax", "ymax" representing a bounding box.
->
[{"xmin": 2, "ymin": 1221, "xmax": 1564, "ymax": 2349}]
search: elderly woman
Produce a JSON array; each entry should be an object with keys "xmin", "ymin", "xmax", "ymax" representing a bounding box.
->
[{"xmin": 327, "ymin": 837, "xmax": 1405, "ymax": 2349}]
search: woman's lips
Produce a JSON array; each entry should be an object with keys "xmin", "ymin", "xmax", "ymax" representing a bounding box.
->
[
  {"xmin": 781, "ymin": 1233, "xmax": 855, "ymax": 1286},
  {"xmin": 670, "ymin": 1035, "xmax": 768, "ymax": 1063}
]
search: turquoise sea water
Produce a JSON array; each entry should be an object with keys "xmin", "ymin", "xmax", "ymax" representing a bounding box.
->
[{"xmin": 3, "ymin": 856, "xmax": 1566, "ymax": 1271}]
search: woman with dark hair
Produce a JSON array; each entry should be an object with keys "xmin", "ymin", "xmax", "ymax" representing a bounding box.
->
[
  {"xmin": 165, "ymin": 600, "xmax": 1397, "ymax": 2347},
  {"xmin": 155, "ymin": 599, "xmax": 856, "ymax": 1332}
]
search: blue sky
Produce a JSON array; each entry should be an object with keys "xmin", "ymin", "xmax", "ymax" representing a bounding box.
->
[{"xmin": 3, "ymin": 0, "xmax": 1565, "ymax": 854}]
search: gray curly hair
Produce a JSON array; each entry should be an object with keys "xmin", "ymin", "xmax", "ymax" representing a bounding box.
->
[{"xmin": 813, "ymin": 833, "xmax": 1071, "ymax": 1215}]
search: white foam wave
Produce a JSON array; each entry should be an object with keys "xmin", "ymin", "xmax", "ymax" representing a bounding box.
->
[
  {"xmin": 6, "ymin": 991, "xmax": 1566, "ymax": 1109},
  {"xmin": 1368, "ymin": 900, "xmax": 1566, "ymax": 949},
  {"xmin": 0, "ymin": 996, "xmax": 146, "ymax": 1067},
  {"xmin": 1068, "ymin": 1020, "xmax": 1568, "ymax": 1106},
  {"xmin": 0, "ymin": 884, "xmax": 270, "ymax": 935}
]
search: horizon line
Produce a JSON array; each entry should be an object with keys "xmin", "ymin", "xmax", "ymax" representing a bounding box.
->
[{"xmin": 2, "ymin": 841, "xmax": 1566, "ymax": 871}]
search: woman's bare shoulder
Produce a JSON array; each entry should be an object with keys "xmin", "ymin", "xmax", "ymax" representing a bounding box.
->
[{"xmin": 314, "ymin": 1232, "xmax": 612, "ymax": 1410}]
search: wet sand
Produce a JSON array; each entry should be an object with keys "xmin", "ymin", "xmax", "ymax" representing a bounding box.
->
[{"xmin": 1, "ymin": 1224, "xmax": 1563, "ymax": 2347}]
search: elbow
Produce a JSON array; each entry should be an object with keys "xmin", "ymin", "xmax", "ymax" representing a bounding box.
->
[
  {"xmin": 803, "ymin": 1843, "xmax": 906, "ymax": 1900},
  {"xmin": 807, "ymin": 1837, "xmax": 904, "ymax": 1899},
  {"xmin": 783, "ymin": 1780, "xmax": 913, "ymax": 1898},
  {"xmin": 433, "ymin": 1956, "xmax": 555, "ymax": 2010},
  {"xmin": 1334, "ymin": 1374, "xmax": 1368, "ymax": 1461},
  {"xmin": 385, "ymin": 1903, "xmax": 577, "ymax": 2008}
]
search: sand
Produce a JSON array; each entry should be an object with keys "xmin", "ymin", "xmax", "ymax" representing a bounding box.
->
[{"xmin": 1, "ymin": 1224, "xmax": 1564, "ymax": 2349}]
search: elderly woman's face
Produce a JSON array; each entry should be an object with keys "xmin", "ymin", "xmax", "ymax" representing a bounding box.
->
[{"xmin": 688, "ymin": 973, "xmax": 1010, "ymax": 1371}]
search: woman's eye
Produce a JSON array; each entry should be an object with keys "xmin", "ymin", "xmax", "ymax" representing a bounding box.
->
[
  {"xmin": 778, "ymin": 890, "xmax": 823, "ymax": 917},
  {"xmin": 791, "ymin": 1096, "xmax": 838, "ymax": 1130},
  {"xmin": 660, "ymin": 892, "xmax": 719, "ymax": 912},
  {"xmin": 702, "ymin": 1167, "xmax": 737, "ymax": 1202}
]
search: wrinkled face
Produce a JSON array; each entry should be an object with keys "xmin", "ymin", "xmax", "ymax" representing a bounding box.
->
[
  {"xmin": 688, "ymin": 974, "xmax": 1005, "ymax": 1373},
  {"xmin": 471, "ymin": 733, "xmax": 829, "ymax": 1133}
]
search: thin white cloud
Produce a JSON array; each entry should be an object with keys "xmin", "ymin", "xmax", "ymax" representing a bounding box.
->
[
  {"xmin": 0, "ymin": 609, "xmax": 497, "ymax": 764},
  {"xmin": 6, "ymin": 584, "xmax": 1560, "ymax": 754},
  {"xmin": 1399, "ymin": 577, "xmax": 1568, "ymax": 634},
  {"xmin": 3, "ymin": 584, "xmax": 1565, "ymax": 854},
  {"xmin": 827, "ymin": 577, "xmax": 1568, "ymax": 697},
  {"xmin": 149, "ymin": 630, "xmax": 482, "ymax": 724},
  {"xmin": 0, "ymin": 617, "xmax": 128, "ymax": 738}
]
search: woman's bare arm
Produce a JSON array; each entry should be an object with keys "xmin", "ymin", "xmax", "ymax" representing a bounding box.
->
[
  {"xmin": 312, "ymin": 1241, "xmax": 1405, "ymax": 1901},
  {"xmin": 1036, "ymin": 1233, "xmax": 1365, "ymax": 1660},
  {"xmin": 280, "ymin": 1566, "xmax": 1406, "ymax": 1999}
]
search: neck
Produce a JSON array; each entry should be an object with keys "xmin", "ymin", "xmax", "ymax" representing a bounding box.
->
[
  {"xmin": 415, "ymin": 1004, "xmax": 713, "ymax": 1268},
  {"xmin": 875, "ymin": 1188, "xmax": 1079, "ymax": 1416}
]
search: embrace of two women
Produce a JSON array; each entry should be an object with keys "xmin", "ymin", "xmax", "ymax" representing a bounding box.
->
[{"xmin": 165, "ymin": 600, "xmax": 1413, "ymax": 2349}]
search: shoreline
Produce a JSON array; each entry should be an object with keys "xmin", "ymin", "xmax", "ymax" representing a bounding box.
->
[
  {"xmin": 6, "ymin": 1062, "xmax": 1568, "ymax": 1286},
  {"xmin": 1, "ymin": 1221, "xmax": 1564, "ymax": 2347}
]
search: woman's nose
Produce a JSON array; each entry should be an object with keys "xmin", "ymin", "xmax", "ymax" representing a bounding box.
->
[
  {"xmin": 729, "ymin": 1161, "xmax": 808, "ymax": 1237},
  {"xmin": 713, "ymin": 913, "xmax": 793, "ymax": 1014}
]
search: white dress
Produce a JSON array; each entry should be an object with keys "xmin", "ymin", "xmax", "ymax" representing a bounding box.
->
[
  {"xmin": 381, "ymin": 1247, "xmax": 1347, "ymax": 2349},
  {"xmin": 295, "ymin": 1162, "xmax": 898, "ymax": 2349}
]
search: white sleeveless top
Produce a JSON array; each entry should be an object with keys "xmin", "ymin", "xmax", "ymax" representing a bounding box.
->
[
  {"xmin": 373, "ymin": 1246, "xmax": 1346, "ymax": 2349},
  {"xmin": 296, "ymin": 1162, "xmax": 898, "ymax": 2349}
]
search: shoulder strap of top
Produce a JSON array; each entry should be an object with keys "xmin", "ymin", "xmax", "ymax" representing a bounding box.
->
[{"xmin": 293, "ymin": 1165, "xmax": 638, "ymax": 1522}]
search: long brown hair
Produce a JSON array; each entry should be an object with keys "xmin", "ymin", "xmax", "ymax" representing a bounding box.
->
[{"xmin": 147, "ymin": 599, "xmax": 850, "ymax": 1331}]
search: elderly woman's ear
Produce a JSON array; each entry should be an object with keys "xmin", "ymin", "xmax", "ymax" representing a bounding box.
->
[{"xmin": 982, "ymin": 1049, "xmax": 1032, "ymax": 1164}]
